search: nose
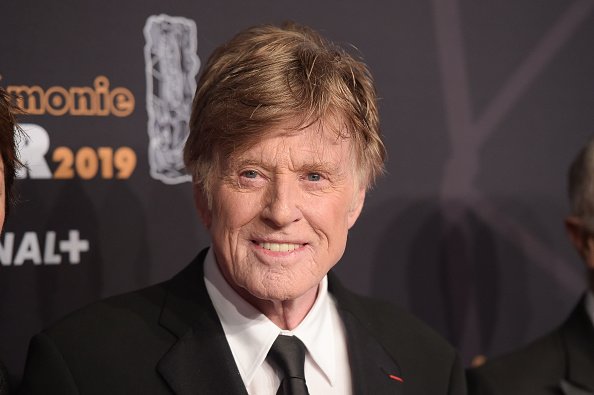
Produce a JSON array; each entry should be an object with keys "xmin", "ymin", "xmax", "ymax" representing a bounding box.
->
[{"xmin": 261, "ymin": 176, "xmax": 303, "ymax": 228}]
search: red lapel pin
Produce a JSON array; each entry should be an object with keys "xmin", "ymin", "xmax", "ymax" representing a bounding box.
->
[{"xmin": 388, "ymin": 374, "xmax": 404, "ymax": 383}]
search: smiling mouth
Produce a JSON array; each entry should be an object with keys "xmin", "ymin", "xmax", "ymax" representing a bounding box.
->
[{"xmin": 257, "ymin": 242, "xmax": 303, "ymax": 252}]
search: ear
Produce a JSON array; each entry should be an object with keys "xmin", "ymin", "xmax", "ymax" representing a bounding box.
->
[
  {"xmin": 565, "ymin": 216, "xmax": 594, "ymax": 269},
  {"xmin": 585, "ymin": 238, "xmax": 594, "ymax": 271},
  {"xmin": 347, "ymin": 187, "xmax": 366, "ymax": 229},
  {"xmin": 193, "ymin": 183, "xmax": 212, "ymax": 229},
  {"xmin": 565, "ymin": 216, "xmax": 587, "ymax": 258}
]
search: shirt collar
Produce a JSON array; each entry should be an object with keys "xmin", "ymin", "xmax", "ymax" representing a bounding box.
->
[{"xmin": 203, "ymin": 248, "xmax": 337, "ymax": 386}]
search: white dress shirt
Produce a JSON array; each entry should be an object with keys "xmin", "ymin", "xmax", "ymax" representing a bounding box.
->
[{"xmin": 203, "ymin": 248, "xmax": 353, "ymax": 395}]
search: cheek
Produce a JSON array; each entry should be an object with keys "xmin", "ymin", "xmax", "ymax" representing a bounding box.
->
[
  {"xmin": 214, "ymin": 196, "xmax": 260, "ymax": 229},
  {"xmin": 209, "ymin": 192, "xmax": 263, "ymax": 255},
  {"xmin": 307, "ymin": 198, "xmax": 351, "ymax": 246}
]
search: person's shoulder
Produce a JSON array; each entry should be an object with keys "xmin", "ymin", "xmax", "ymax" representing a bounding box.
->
[
  {"xmin": 19, "ymin": 253, "xmax": 210, "ymax": 394},
  {"xmin": 20, "ymin": 281, "xmax": 180, "ymax": 394},
  {"xmin": 328, "ymin": 273, "xmax": 456, "ymax": 356},
  {"xmin": 42, "ymin": 280, "xmax": 169, "ymax": 343},
  {"xmin": 42, "ymin": 250, "xmax": 209, "ymax": 341},
  {"xmin": 472, "ymin": 328, "xmax": 564, "ymax": 375},
  {"xmin": 467, "ymin": 329, "xmax": 564, "ymax": 395},
  {"xmin": 329, "ymin": 275, "xmax": 466, "ymax": 393}
]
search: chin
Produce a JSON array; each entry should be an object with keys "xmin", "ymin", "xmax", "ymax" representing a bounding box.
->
[
  {"xmin": 249, "ymin": 285, "xmax": 294, "ymax": 301},
  {"xmin": 246, "ymin": 281, "xmax": 305, "ymax": 303}
]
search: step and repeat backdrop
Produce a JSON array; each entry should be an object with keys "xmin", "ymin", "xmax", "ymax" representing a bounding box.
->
[{"xmin": 1, "ymin": 0, "xmax": 593, "ymax": 384}]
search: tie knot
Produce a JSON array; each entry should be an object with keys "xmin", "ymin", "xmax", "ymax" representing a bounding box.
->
[{"xmin": 268, "ymin": 335, "xmax": 307, "ymax": 380}]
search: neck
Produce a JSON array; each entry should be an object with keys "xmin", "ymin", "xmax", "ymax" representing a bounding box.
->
[{"xmin": 237, "ymin": 285, "xmax": 319, "ymax": 330}]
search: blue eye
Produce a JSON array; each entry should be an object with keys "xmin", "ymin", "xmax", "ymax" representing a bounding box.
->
[
  {"xmin": 242, "ymin": 170, "xmax": 258, "ymax": 178},
  {"xmin": 307, "ymin": 173, "xmax": 321, "ymax": 181}
]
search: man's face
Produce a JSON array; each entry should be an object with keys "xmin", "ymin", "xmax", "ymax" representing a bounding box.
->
[{"xmin": 196, "ymin": 121, "xmax": 365, "ymax": 307}]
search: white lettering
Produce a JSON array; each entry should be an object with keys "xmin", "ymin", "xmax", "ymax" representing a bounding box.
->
[
  {"xmin": 13, "ymin": 232, "xmax": 42, "ymax": 265},
  {"xmin": 0, "ymin": 233, "xmax": 15, "ymax": 266},
  {"xmin": 17, "ymin": 123, "xmax": 52, "ymax": 179},
  {"xmin": 43, "ymin": 231, "xmax": 61, "ymax": 265},
  {"xmin": 59, "ymin": 230, "xmax": 89, "ymax": 264},
  {"xmin": 0, "ymin": 231, "xmax": 90, "ymax": 265}
]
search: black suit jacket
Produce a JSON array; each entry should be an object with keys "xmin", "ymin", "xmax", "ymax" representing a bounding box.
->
[
  {"xmin": 19, "ymin": 249, "xmax": 466, "ymax": 395},
  {"xmin": 0, "ymin": 359, "xmax": 10, "ymax": 395},
  {"xmin": 467, "ymin": 298, "xmax": 594, "ymax": 395}
]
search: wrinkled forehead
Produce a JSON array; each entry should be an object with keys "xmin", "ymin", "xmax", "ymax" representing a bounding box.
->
[
  {"xmin": 225, "ymin": 119, "xmax": 354, "ymax": 165},
  {"xmin": 250, "ymin": 132, "xmax": 349, "ymax": 162}
]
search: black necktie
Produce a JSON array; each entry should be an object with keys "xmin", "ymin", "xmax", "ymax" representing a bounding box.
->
[{"xmin": 268, "ymin": 335, "xmax": 310, "ymax": 395}]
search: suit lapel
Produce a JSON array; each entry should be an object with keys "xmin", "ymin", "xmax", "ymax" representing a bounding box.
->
[
  {"xmin": 561, "ymin": 299, "xmax": 594, "ymax": 393},
  {"xmin": 340, "ymin": 310, "xmax": 405, "ymax": 395},
  {"xmin": 329, "ymin": 272, "xmax": 404, "ymax": 395},
  {"xmin": 156, "ymin": 250, "xmax": 248, "ymax": 395},
  {"xmin": 154, "ymin": 255, "xmax": 408, "ymax": 394}
]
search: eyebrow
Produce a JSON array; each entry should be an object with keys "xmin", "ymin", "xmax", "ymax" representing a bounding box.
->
[
  {"xmin": 225, "ymin": 158, "xmax": 273, "ymax": 173},
  {"xmin": 297, "ymin": 161, "xmax": 343, "ymax": 175},
  {"xmin": 228, "ymin": 157, "xmax": 343, "ymax": 174}
]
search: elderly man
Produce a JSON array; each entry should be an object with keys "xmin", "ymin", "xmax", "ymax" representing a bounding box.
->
[
  {"xmin": 20, "ymin": 23, "xmax": 465, "ymax": 394},
  {"xmin": 467, "ymin": 138, "xmax": 594, "ymax": 395}
]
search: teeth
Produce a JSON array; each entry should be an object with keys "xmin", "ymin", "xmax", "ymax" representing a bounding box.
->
[{"xmin": 259, "ymin": 242, "xmax": 301, "ymax": 252}]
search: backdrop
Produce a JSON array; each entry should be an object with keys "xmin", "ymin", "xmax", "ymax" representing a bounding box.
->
[{"xmin": 1, "ymin": 0, "xmax": 594, "ymax": 385}]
